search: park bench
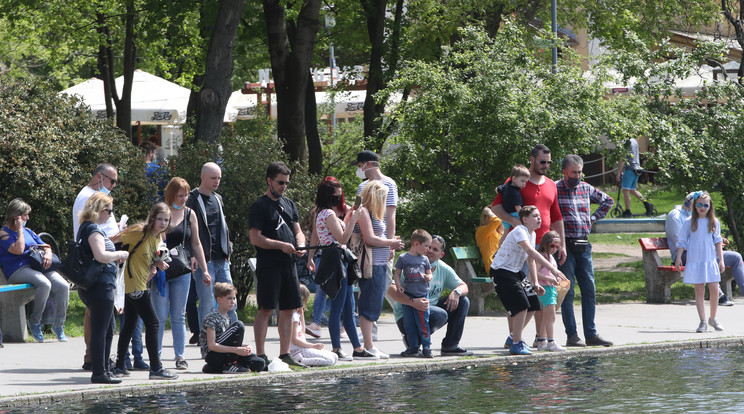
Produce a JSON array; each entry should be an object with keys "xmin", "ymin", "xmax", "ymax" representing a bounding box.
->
[
  {"xmin": 0, "ymin": 267, "xmax": 35, "ymax": 342},
  {"xmin": 450, "ymin": 246, "xmax": 492, "ymax": 316},
  {"xmin": 638, "ymin": 237, "xmax": 733, "ymax": 303}
]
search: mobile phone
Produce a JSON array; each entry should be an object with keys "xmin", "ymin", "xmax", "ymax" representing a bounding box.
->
[
  {"xmin": 119, "ymin": 214, "xmax": 129, "ymax": 231},
  {"xmin": 353, "ymin": 195, "xmax": 362, "ymax": 209}
]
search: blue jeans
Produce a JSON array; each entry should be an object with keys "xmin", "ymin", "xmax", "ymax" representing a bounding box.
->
[
  {"xmin": 402, "ymin": 301, "xmax": 430, "ymax": 349},
  {"xmin": 117, "ymin": 315, "xmax": 144, "ymax": 363},
  {"xmin": 150, "ymin": 272, "xmax": 190, "ymax": 359},
  {"xmin": 329, "ymin": 280, "xmax": 362, "ymax": 350},
  {"xmin": 307, "ymin": 256, "xmax": 331, "ymax": 325},
  {"xmin": 357, "ymin": 265, "xmax": 387, "ymax": 322},
  {"xmin": 559, "ymin": 243, "xmax": 597, "ymax": 339},
  {"xmin": 8, "ymin": 266, "xmax": 69, "ymax": 327},
  {"xmin": 193, "ymin": 258, "xmax": 236, "ymax": 328}
]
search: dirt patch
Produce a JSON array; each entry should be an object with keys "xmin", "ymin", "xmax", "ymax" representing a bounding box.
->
[{"xmin": 591, "ymin": 242, "xmax": 644, "ymax": 271}]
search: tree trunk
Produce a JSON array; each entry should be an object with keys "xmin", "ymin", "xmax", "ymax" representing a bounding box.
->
[
  {"xmin": 117, "ymin": 0, "xmax": 136, "ymax": 144},
  {"xmin": 195, "ymin": 0, "xmax": 245, "ymax": 143},
  {"xmin": 305, "ymin": 79, "xmax": 322, "ymax": 174},
  {"xmin": 361, "ymin": 0, "xmax": 387, "ymax": 150},
  {"xmin": 263, "ymin": 0, "xmax": 322, "ymax": 163}
]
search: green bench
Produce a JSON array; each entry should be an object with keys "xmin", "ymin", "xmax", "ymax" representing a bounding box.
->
[
  {"xmin": 450, "ymin": 246, "xmax": 493, "ymax": 316},
  {"xmin": 0, "ymin": 268, "xmax": 36, "ymax": 342}
]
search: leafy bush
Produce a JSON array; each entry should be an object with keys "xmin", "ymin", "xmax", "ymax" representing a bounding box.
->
[{"xmin": 0, "ymin": 73, "xmax": 152, "ymax": 248}]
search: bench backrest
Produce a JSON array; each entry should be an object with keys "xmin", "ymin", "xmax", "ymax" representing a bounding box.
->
[
  {"xmin": 450, "ymin": 246, "xmax": 480, "ymax": 261},
  {"xmin": 639, "ymin": 237, "xmax": 670, "ymax": 251}
]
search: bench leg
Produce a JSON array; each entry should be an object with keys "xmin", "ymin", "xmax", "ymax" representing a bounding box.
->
[
  {"xmin": 721, "ymin": 268, "xmax": 734, "ymax": 299},
  {"xmin": 644, "ymin": 271, "xmax": 680, "ymax": 304},
  {"xmin": 0, "ymin": 288, "xmax": 35, "ymax": 342}
]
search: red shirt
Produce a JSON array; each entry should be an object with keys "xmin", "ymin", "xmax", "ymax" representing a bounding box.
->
[{"xmin": 492, "ymin": 178, "xmax": 562, "ymax": 243}]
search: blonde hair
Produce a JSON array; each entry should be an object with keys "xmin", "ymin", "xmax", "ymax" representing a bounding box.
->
[
  {"xmin": 299, "ymin": 284, "xmax": 310, "ymax": 306},
  {"xmin": 480, "ymin": 206, "xmax": 496, "ymax": 226},
  {"xmin": 690, "ymin": 191, "xmax": 716, "ymax": 233},
  {"xmin": 78, "ymin": 192, "xmax": 113, "ymax": 224},
  {"xmin": 511, "ymin": 164, "xmax": 530, "ymax": 179},
  {"xmin": 360, "ymin": 180, "xmax": 388, "ymax": 221},
  {"xmin": 164, "ymin": 177, "xmax": 191, "ymax": 206}
]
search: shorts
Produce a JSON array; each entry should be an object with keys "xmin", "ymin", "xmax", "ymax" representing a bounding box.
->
[
  {"xmin": 490, "ymin": 267, "xmax": 542, "ymax": 316},
  {"xmin": 621, "ymin": 167, "xmax": 639, "ymax": 190},
  {"xmin": 538, "ymin": 285, "xmax": 558, "ymax": 307},
  {"xmin": 502, "ymin": 211, "xmax": 520, "ymax": 230},
  {"xmin": 255, "ymin": 260, "xmax": 302, "ymax": 311},
  {"xmin": 357, "ymin": 264, "xmax": 388, "ymax": 322}
]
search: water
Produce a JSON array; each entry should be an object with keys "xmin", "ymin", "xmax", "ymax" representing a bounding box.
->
[{"xmin": 22, "ymin": 347, "xmax": 744, "ymax": 413}]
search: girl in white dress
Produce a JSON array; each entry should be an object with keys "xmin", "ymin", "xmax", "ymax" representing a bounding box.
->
[
  {"xmin": 674, "ymin": 191, "xmax": 725, "ymax": 333},
  {"xmin": 290, "ymin": 285, "xmax": 338, "ymax": 367}
]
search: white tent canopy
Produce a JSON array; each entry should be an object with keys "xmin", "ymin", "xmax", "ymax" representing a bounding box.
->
[{"xmin": 61, "ymin": 70, "xmax": 191, "ymax": 125}]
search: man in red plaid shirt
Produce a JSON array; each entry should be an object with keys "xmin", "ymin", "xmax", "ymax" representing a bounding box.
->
[{"xmin": 556, "ymin": 154, "xmax": 614, "ymax": 348}]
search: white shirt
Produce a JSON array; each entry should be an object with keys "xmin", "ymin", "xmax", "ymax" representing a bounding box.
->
[
  {"xmin": 490, "ymin": 225, "xmax": 534, "ymax": 273},
  {"xmin": 73, "ymin": 186, "xmax": 118, "ymax": 238}
]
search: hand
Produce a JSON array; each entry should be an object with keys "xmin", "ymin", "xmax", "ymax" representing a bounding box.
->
[
  {"xmin": 294, "ymin": 246, "xmax": 307, "ymax": 258},
  {"xmin": 616, "ymin": 171, "xmax": 622, "ymax": 182},
  {"xmin": 235, "ymin": 346, "xmax": 252, "ymax": 356},
  {"xmin": 202, "ymin": 272, "xmax": 212, "ymax": 286},
  {"xmin": 155, "ymin": 260, "xmax": 169, "ymax": 271},
  {"xmin": 390, "ymin": 238, "xmax": 405, "ymax": 250},
  {"xmin": 397, "ymin": 285, "xmax": 404, "ymax": 293},
  {"xmin": 424, "ymin": 273, "xmax": 432, "ymax": 282},
  {"xmin": 11, "ymin": 216, "xmax": 24, "ymax": 231},
  {"xmin": 148, "ymin": 266, "xmax": 158, "ymax": 280},
  {"xmin": 411, "ymin": 297, "xmax": 429, "ymax": 312},
  {"xmin": 444, "ymin": 292, "xmax": 460, "ymax": 312},
  {"xmin": 674, "ymin": 258, "xmax": 683, "ymax": 272},
  {"xmin": 534, "ymin": 284, "xmax": 546, "ymax": 296},
  {"xmin": 313, "ymin": 343, "xmax": 324, "ymax": 350},
  {"xmin": 307, "ymin": 257, "xmax": 316, "ymax": 272},
  {"xmin": 550, "ymin": 268, "xmax": 565, "ymax": 280},
  {"xmin": 719, "ymin": 259, "xmax": 725, "ymax": 274},
  {"xmin": 557, "ymin": 247, "xmax": 567, "ymax": 265},
  {"xmin": 722, "ymin": 238, "xmax": 730, "ymax": 248},
  {"xmin": 190, "ymin": 257, "xmax": 199, "ymax": 272}
]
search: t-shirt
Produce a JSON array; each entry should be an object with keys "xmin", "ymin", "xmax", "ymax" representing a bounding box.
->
[
  {"xmin": 538, "ymin": 252, "xmax": 558, "ymax": 286},
  {"xmin": 199, "ymin": 309, "xmax": 230, "ymax": 359},
  {"xmin": 475, "ymin": 215, "xmax": 503, "ymax": 273},
  {"xmin": 200, "ymin": 192, "xmax": 225, "ymax": 261},
  {"xmin": 0, "ymin": 226, "xmax": 44, "ymax": 278},
  {"xmin": 120, "ymin": 230, "xmax": 159, "ymax": 293},
  {"xmin": 289, "ymin": 311, "xmax": 306, "ymax": 353},
  {"xmin": 492, "ymin": 178, "xmax": 562, "ymax": 243},
  {"xmin": 490, "ymin": 225, "xmax": 535, "ymax": 273},
  {"xmin": 73, "ymin": 186, "xmax": 118, "ymax": 238},
  {"xmin": 248, "ymin": 195, "xmax": 300, "ymax": 264},
  {"xmin": 395, "ymin": 252, "xmax": 431, "ymax": 298},
  {"xmin": 500, "ymin": 183, "xmax": 524, "ymax": 214},
  {"xmin": 625, "ymin": 138, "xmax": 640, "ymax": 170},
  {"xmin": 392, "ymin": 259, "xmax": 464, "ymax": 321}
]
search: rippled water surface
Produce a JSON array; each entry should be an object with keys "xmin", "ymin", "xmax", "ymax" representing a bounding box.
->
[{"xmin": 25, "ymin": 347, "xmax": 744, "ymax": 413}]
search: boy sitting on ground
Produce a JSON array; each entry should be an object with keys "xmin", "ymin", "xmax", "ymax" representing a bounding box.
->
[{"xmin": 200, "ymin": 282, "xmax": 266, "ymax": 373}]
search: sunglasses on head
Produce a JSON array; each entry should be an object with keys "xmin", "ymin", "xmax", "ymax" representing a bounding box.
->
[{"xmin": 696, "ymin": 202, "xmax": 710, "ymax": 208}]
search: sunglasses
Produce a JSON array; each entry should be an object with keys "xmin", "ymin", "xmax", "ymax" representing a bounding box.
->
[
  {"xmin": 539, "ymin": 160, "xmax": 553, "ymax": 165},
  {"xmin": 696, "ymin": 203, "xmax": 710, "ymax": 208},
  {"xmin": 103, "ymin": 208, "xmax": 113, "ymax": 214},
  {"xmin": 550, "ymin": 243, "xmax": 560, "ymax": 248},
  {"xmin": 273, "ymin": 178, "xmax": 290, "ymax": 186},
  {"xmin": 102, "ymin": 173, "xmax": 117, "ymax": 186}
]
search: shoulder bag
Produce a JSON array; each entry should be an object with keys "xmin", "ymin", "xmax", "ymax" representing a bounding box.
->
[
  {"xmin": 165, "ymin": 208, "xmax": 192, "ymax": 280},
  {"xmin": 348, "ymin": 230, "xmax": 373, "ymax": 279},
  {"xmin": 28, "ymin": 232, "xmax": 61, "ymax": 273}
]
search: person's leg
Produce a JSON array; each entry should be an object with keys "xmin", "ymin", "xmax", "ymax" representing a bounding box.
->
[
  {"xmin": 116, "ymin": 296, "xmax": 138, "ymax": 369},
  {"xmin": 358, "ymin": 264, "xmax": 387, "ymax": 350},
  {"xmin": 402, "ymin": 305, "xmax": 420, "ymax": 350},
  {"xmin": 8, "ymin": 266, "xmax": 51, "ymax": 325},
  {"xmin": 149, "ymin": 279, "xmax": 170, "ymax": 359},
  {"xmin": 559, "ymin": 251, "xmax": 578, "ymax": 338},
  {"xmin": 312, "ymin": 284, "xmax": 328, "ymax": 326},
  {"xmin": 133, "ymin": 291, "xmax": 162, "ymax": 372},
  {"xmin": 131, "ymin": 318, "xmax": 145, "ymax": 368},
  {"xmin": 708, "ymin": 282, "xmax": 718, "ymax": 319},
  {"xmin": 193, "ymin": 264, "xmax": 216, "ymax": 329},
  {"xmin": 254, "ymin": 308, "xmax": 271, "ymax": 356},
  {"xmin": 186, "ymin": 276, "xmax": 200, "ymax": 336},
  {"xmin": 694, "ymin": 284, "xmax": 706, "ymax": 321},
  {"xmin": 92, "ymin": 285, "xmax": 115, "ymax": 376},
  {"xmin": 328, "ymin": 281, "xmax": 348, "ymax": 351},
  {"xmin": 169, "ymin": 273, "xmax": 191, "ymax": 359},
  {"xmin": 277, "ymin": 309, "xmax": 294, "ymax": 355},
  {"xmin": 340, "ymin": 284, "xmax": 362, "ymax": 350},
  {"xmin": 574, "ymin": 246, "xmax": 598, "ymax": 340},
  {"xmin": 622, "ymin": 189, "xmax": 632, "ymax": 213},
  {"xmin": 545, "ymin": 305, "xmax": 556, "ymax": 339},
  {"xmin": 435, "ymin": 296, "xmax": 469, "ymax": 351},
  {"xmin": 417, "ymin": 307, "xmax": 431, "ymax": 349},
  {"xmin": 212, "ymin": 258, "xmax": 237, "ymax": 322},
  {"xmin": 46, "ymin": 271, "xmax": 69, "ymax": 331},
  {"xmin": 428, "ymin": 302, "xmax": 449, "ymax": 336},
  {"xmin": 83, "ymin": 308, "xmax": 92, "ymax": 367},
  {"xmin": 723, "ymin": 251, "xmax": 744, "ymax": 295},
  {"xmin": 511, "ymin": 310, "xmax": 529, "ymax": 342}
]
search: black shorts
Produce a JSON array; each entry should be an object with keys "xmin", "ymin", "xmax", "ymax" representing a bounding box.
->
[
  {"xmin": 255, "ymin": 259, "xmax": 302, "ymax": 311},
  {"xmin": 490, "ymin": 267, "xmax": 542, "ymax": 316}
]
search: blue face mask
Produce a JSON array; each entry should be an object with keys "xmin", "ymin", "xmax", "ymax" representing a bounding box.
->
[
  {"xmin": 172, "ymin": 203, "xmax": 184, "ymax": 210},
  {"xmin": 98, "ymin": 181, "xmax": 111, "ymax": 195},
  {"xmin": 22, "ymin": 221, "xmax": 27, "ymax": 227}
]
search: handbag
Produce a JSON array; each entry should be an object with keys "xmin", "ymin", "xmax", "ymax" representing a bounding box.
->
[
  {"xmin": 28, "ymin": 232, "xmax": 61, "ymax": 273},
  {"xmin": 59, "ymin": 224, "xmax": 101, "ymax": 290},
  {"xmin": 348, "ymin": 231, "xmax": 373, "ymax": 279},
  {"xmin": 165, "ymin": 209, "xmax": 191, "ymax": 280}
]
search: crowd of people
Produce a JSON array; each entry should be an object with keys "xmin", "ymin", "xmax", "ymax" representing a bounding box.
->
[{"xmin": 1, "ymin": 142, "xmax": 740, "ymax": 379}]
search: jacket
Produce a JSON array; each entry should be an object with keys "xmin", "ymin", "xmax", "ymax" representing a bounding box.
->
[
  {"xmin": 315, "ymin": 244, "xmax": 359, "ymax": 300},
  {"xmin": 186, "ymin": 188, "xmax": 232, "ymax": 262}
]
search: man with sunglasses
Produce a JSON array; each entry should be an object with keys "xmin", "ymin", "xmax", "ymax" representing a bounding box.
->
[
  {"xmin": 556, "ymin": 154, "xmax": 614, "ymax": 347},
  {"xmin": 666, "ymin": 192, "xmax": 743, "ymax": 306}
]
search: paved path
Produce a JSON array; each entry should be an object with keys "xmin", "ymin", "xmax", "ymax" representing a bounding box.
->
[{"xmin": 2, "ymin": 298, "xmax": 743, "ymax": 406}]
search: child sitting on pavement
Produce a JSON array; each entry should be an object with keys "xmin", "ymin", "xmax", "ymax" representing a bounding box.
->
[
  {"xmin": 395, "ymin": 229, "xmax": 434, "ymax": 358},
  {"xmin": 199, "ymin": 282, "xmax": 266, "ymax": 373},
  {"xmin": 290, "ymin": 285, "xmax": 338, "ymax": 367}
]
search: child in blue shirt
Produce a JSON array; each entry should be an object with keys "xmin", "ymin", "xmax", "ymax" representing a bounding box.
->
[
  {"xmin": 496, "ymin": 165, "xmax": 530, "ymax": 245},
  {"xmin": 394, "ymin": 229, "xmax": 433, "ymax": 358}
]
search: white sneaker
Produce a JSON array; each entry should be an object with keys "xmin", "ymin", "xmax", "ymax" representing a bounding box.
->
[
  {"xmin": 367, "ymin": 347, "xmax": 389, "ymax": 359},
  {"xmin": 536, "ymin": 340, "xmax": 548, "ymax": 351},
  {"xmin": 708, "ymin": 317, "xmax": 724, "ymax": 331},
  {"xmin": 696, "ymin": 320, "xmax": 708, "ymax": 333},
  {"xmin": 547, "ymin": 341, "xmax": 566, "ymax": 352}
]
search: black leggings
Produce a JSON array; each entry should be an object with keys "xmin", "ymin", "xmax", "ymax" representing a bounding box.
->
[
  {"xmin": 78, "ymin": 282, "xmax": 115, "ymax": 377},
  {"xmin": 116, "ymin": 290, "xmax": 161, "ymax": 372},
  {"xmin": 204, "ymin": 321, "xmax": 266, "ymax": 372}
]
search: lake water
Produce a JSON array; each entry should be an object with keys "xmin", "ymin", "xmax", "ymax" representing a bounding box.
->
[{"xmin": 19, "ymin": 347, "xmax": 744, "ymax": 413}]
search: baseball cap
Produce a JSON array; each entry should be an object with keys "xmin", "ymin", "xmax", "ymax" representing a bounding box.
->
[{"xmin": 356, "ymin": 150, "xmax": 379, "ymax": 163}]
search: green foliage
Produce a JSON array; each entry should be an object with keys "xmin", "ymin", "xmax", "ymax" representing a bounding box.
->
[{"xmin": 0, "ymin": 73, "xmax": 152, "ymax": 245}]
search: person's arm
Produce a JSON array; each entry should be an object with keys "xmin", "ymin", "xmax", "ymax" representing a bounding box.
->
[
  {"xmin": 715, "ymin": 219, "xmax": 725, "ymax": 273},
  {"xmin": 292, "ymin": 222, "xmax": 306, "ymax": 257},
  {"xmin": 590, "ymin": 186, "xmax": 614, "ymax": 220},
  {"xmin": 206, "ymin": 326, "xmax": 253, "ymax": 356},
  {"xmin": 394, "ymin": 268, "xmax": 404, "ymax": 292},
  {"xmin": 89, "ymin": 232, "xmax": 128, "ymax": 264},
  {"xmin": 423, "ymin": 269, "xmax": 433, "ymax": 282},
  {"xmin": 2, "ymin": 218, "xmax": 25, "ymax": 255},
  {"xmin": 325, "ymin": 209, "xmax": 362, "ymax": 245},
  {"xmin": 442, "ymin": 280, "xmax": 468, "ymax": 312},
  {"xmin": 526, "ymin": 256, "xmax": 546, "ymax": 296},
  {"xmin": 551, "ymin": 219, "xmax": 567, "ymax": 265},
  {"xmin": 387, "ymin": 283, "xmax": 429, "ymax": 311},
  {"xmin": 358, "ymin": 208, "xmax": 404, "ymax": 249},
  {"xmin": 291, "ymin": 317, "xmax": 323, "ymax": 350},
  {"xmin": 385, "ymin": 205, "xmax": 396, "ymax": 240},
  {"xmin": 188, "ymin": 209, "xmax": 212, "ymax": 286},
  {"xmin": 250, "ymin": 228, "xmax": 297, "ymax": 255},
  {"xmin": 307, "ymin": 227, "xmax": 319, "ymax": 272},
  {"xmin": 518, "ymin": 239, "xmax": 563, "ymax": 278},
  {"xmin": 616, "ymin": 159, "xmax": 624, "ymax": 182},
  {"xmin": 491, "ymin": 204, "xmax": 520, "ymax": 228}
]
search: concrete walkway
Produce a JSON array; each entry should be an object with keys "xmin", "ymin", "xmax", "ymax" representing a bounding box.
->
[{"xmin": 1, "ymin": 299, "xmax": 743, "ymax": 406}]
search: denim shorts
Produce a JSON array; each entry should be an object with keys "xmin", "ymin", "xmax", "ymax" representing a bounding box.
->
[
  {"xmin": 357, "ymin": 264, "xmax": 388, "ymax": 322},
  {"xmin": 621, "ymin": 167, "xmax": 639, "ymax": 190}
]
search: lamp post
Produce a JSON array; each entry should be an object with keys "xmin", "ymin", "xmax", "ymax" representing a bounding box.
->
[{"xmin": 325, "ymin": 13, "xmax": 337, "ymax": 135}]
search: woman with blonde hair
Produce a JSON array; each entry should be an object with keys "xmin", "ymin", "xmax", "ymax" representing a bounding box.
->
[
  {"xmin": 0, "ymin": 198, "xmax": 69, "ymax": 343},
  {"xmin": 77, "ymin": 192, "xmax": 129, "ymax": 383},
  {"xmin": 353, "ymin": 180, "xmax": 404, "ymax": 360}
]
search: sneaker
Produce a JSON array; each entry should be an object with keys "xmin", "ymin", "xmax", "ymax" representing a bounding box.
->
[
  {"xmin": 421, "ymin": 348, "xmax": 433, "ymax": 358},
  {"xmin": 621, "ymin": 209, "xmax": 632, "ymax": 218},
  {"xmin": 175, "ymin": 357, "xmax": 188, "ymax": 370},
  {"xmin": 643, "ymin": 201, "xmax": 655, "ymax": 216},
  {"xmin": 202, "ymin": 363, "xmax": 222, "ymax": 374},
  {"xmin": 52, "ymin": 326, "xmax": 68, "ymax": 342},
  {"xmin": 149, "ymin": 368, "xmax": 179, "ymax": 380},
  {"xmin": 440, "ymin": 347, "xmax": 473, "ymax": 356},
  {"xmin": 132, "ymin": 359, "xmax": 150, "ymax": 371},
  {"xmin": 91, "ymin": 373, "xmax": 122, "ymax": 384},
  {"xmin": 367, "ymin": 347, "xmax": 389, "ymax": 359},
  {"xmin": 718, "ymin": 294, "xmax": 734, "ymax": 307},
  {"xmin": 334, "ymin": 349, "xmax": 353, "ymax": 361},
  {"xmin": 586, "ymin": 335, "xmax": 613, "ymax": 347},
  {"xmin": 400, "ymin": 348, "xmax": 419, "ymax": 357},
  {"xmin": 547, "ymin": 341, "xmax": 567, "ymax": 352},
  {"xmin": 504, "ymin": 335, "xmax": 513, "ymax": 349},
  {"xmin": 112, "ymin": 367, "xmax": 130, "ymax": 377},
  {"xmin": 696, "ymin": 320, "xmax": 708, "ymax": 333},
  {"xmin": 566, "ymin": 335, "xmax": 586, "ymax": 347},
  {"xmin": 279, "ymin": 353, "xmax": 306, "ymax": 369},
  {"xmin": 258, "ymin": 354, "xmax": 270, "ymax": 368},
  {"xmin": 509, "ymin": 341, "xmax": 532, "ymax": 355},
  {"xmin": 532, "ymin": 335, "xmax": 540, "ymax": 348},
  {"xmin": 188, "ymin": 332, "xmax": 199, "ymax": 345},
  {"xmin": 27, "ymin": 322, "xmax": 43, "ymax": 343},
  {"xmin": 82, "ymin": 362, "xmax": 92, "ymax": 371},
  {"xmin": 223, "ymin": 362, "xmax": 250, "ymax": 373},
  {"xmin": 536, "ymin": 340, "xmax": 548, "ymax": 352},
  {"xmin": 708, "ymin": 317, "xmax": 724, "ymax": 331},
  {"xmin": 353, "ymin": 349, "xmax": 380, "ymax": 360},
  {"xmin": 305, "ymin": 323, "xmax": 322, "ymax": 338}
]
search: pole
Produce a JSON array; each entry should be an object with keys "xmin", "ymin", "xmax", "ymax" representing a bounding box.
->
[{"xmin": 551, "ymin": 0, "xmax": 557, "ymax": 74}]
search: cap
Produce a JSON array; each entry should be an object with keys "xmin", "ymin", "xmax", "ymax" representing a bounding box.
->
[{"xmin": 356, "ymin": 150, "xmax": 379, "ymax": 163}]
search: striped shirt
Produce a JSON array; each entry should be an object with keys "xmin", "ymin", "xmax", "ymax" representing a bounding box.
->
[{"xmin": 556, "ymin": 179, "xmax": 613, "ymax": 239}]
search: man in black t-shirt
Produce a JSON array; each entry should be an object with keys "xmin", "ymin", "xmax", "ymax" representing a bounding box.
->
[
  {"xmin": 187, "ymin": 162, "xmax": 234, "ymax": 327},
  {"xmin": 249, "ymin": 161, "xmax": 306, "ymax": 369}
]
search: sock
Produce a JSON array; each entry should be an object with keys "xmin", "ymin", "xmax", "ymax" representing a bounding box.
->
[
  {"xmin": 547, "ymin": 338, "xmax": 555, "ymax": 342},
  {"xmin": 538, "ymin": 337, "xmax": 547, "ymax": 342}
]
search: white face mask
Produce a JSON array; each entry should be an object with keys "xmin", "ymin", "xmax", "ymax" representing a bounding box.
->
[{"xmin": 356, "ymin": 166, "xmax": 366, "ymax": 180}]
